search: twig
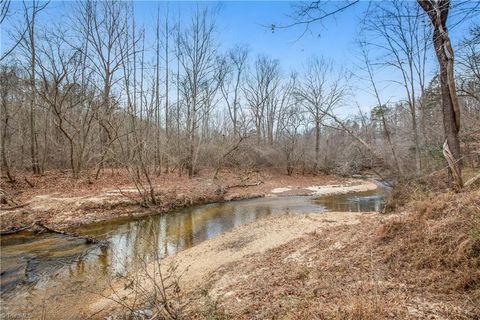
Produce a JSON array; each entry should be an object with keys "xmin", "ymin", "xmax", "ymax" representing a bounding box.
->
[
  {"xmin": 24, "ymin": 176, "xmax": 35, "ymax": 187},
  {"xmin": 465, "ymin": 172, "xmax": 480, "ymax": 187}
]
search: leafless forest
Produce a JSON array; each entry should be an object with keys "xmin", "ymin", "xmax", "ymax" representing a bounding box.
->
[
  {"xmin": 1, "ymin": 0, "xmax": 478, "ymax": 197},
  {"xmin": 1, "ymin": 1, "xmax": 480, "ymax": 319}
]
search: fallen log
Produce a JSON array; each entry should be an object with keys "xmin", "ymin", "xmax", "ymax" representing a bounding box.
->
[
  {"xmin": 227, "ymin": 180, "xmax": 264, "ymax": 189},
  {"xmin": 465, "ymin": 172, "xmax": 480, "ymax": 188},
  {"xmin": 34, "ymin": 222, "xmax": 107, "ymax": 246},
  {"xmin": 0, "ymin": 202, "xmax": 30, "ymax": 211},
  {"xmin": 0, "ymin": 226, "xmax": 29, "ymax": 235}
]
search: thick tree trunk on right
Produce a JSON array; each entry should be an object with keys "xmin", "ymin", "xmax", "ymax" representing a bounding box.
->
[
  {"xmin": 417, "ymin": 0, "xmax": 462, "ymax": 190},
  {"xmin": 436, "ymin": 32, "xmax": 463, "ymax": 188}
]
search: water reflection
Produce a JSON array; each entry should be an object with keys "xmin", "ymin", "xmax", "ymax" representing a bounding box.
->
[
  {"xmin": 75, "ymin": 196, "xmax": 326, "ymax": 276},
  {"xmin": 1, "ymin": 193, "xmax": 384, "ymax": 296},
  {"xmin": 314, "ymin": 190, "xmax": 385, "ymax": 212}
]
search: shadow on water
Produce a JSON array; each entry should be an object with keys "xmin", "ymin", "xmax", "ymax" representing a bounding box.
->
[{"xmin": 1, "ymin": 191, "xmax": 385, "ymax": 296}]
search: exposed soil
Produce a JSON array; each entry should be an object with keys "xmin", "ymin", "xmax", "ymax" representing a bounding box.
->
[{"xmin": 0, "ymin": 169, "xmax": 371, "ymax": 233}]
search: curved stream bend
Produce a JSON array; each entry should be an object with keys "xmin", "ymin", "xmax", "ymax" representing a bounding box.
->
[{"xmin": 0, "ymin": 190, "xmax": 384, "ymax": 297}]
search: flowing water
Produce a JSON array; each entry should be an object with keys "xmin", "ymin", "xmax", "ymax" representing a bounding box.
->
[{"xmin": 1, "ymin": 189, "xmax": 384, "ymax": 300}]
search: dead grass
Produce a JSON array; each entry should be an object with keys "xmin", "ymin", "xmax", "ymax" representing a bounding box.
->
[
  {"xmin": 378, "ymin": 188, "xmax": 480, "ymax": 296},
  {"xmin": 383, "ymin": 174, "xmax": 448, "ymax": 213},
  {"xmin": 187, "ymin": 185, "xmax": 480, "ymax": 319}
]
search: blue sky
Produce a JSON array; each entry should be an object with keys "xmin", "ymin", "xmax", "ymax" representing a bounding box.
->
[
  {"xmin": 99, "ymin": 1, "xmax": 480, "ymax": 114},
  {"xmin": 132, "ymin": 1, "xmax": 393, "ymax": 112},
  {"xmin": 144, "ymin": 1, "xmax": 476, "ymax": 113},
  {"xmin": 4, "ymin": 1, "xmax": 363, "ymax": 70},
  {"xmin": 3, "ymin": 1, "xmax": 479, "ymax": 115},
  {"xmin": 133, "ymin": 1, "xmax": 364, "ymax": 71}
]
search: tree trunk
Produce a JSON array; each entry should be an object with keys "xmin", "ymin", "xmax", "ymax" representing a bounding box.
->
[
  {"xmin": 381, "ymin": 115, "xmax": 402, "ymax": 174},
  {"xmin": 315, "ymin": 120, "xmax": 320, "ymax": 172},
  {"xmin": 412, "ymin": 110, "xmax": 421, "ymax": 173},
  {"xmin": 188, "ymin": 130, "xmax": 195, "ymax": 178},
  {"xmin": 28, "ymin": 1, "xmax": 40, "ymax": 175},
  {"xmin": 417, "ymin": 0, "xmax": 463, "ymax": 190},
  {"xmin": 1, "ymin": 91, "xmax": 14, "ymax": 182},
  {"xmin": 164, "ymin": 11, "xmax": 170, "ymax": 173}
]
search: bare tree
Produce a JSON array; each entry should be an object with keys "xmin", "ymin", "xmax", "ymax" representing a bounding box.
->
[
  {"xmin": 75, "ymin": 0, "xmax": 128, "ymax": 179},
  {"xmin": 154, "ymin": 6, "xmax": 162, "ymax": 173},
  {"xmin": 21, "ymin": 0, "xmax": 49, "ymax": 174},
  {"xmin": 0, "ymin": 0, "xmax": 9, "ymax": 24},
  {"xmin": 358, "ymin": 42, "xmax": 403, "ymax": 174},
  {"xmin": 220, "ymin": 45, "xmax": 249, "ymax": 137},
  {"xmin": 271, "ymin": 0, "xmax": 359, "ymax": 37},
  {"xmin": 35, "ymin": 25, "xmax": 98, "ymax": 179},
  {"xmin": 362, "ymin": 1, "xmax": 430, "ymax": 174},
  {"xmin": 457, "ymin": 24, "xmax": 480, "ymax": 103},
  {"xmin": 280, "ymin": 103, "xmax": 305, "ymax": 175},
  {"xmin": 115, "ymin": 4, "xmax": 160, "ymax": 205},
  {"xmin": 244, "ymin": 55, "xmax": 281, "ymax": 145},
  {"xmin": 1, "ymin": 0, "xmax": 46, "ymax": 62},
  {"xmin": 177, "ymin": 6, "xmax": 219, "ymax": 177},
  {"xmin": 294, "ymin": 57, "xmax": 348, "ymax": 172},
  {"xmin": 0, "ymin": 66, "xmax": 19, "ymax": 182},
  {"xmin": 164, "ymin": 6, "xmax": 171, "ymax": 173},
  {"xmin": 276, "ymin": 74, "xmax": 304, "ymax": 175}
]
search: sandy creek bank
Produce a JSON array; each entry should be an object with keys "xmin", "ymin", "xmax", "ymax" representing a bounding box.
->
[
  {"xmin": 1, "ymin": 176, "xmax": 381, "ymax": 319},
  {"xmin": 87, "ymin": 210, "xmax": 379, "ymax": 319},
  {"xmin": 0, "ymin": 170, "xmax": 375, "ymax": 233}
]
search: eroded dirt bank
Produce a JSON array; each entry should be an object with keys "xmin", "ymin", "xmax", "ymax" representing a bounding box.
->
[{"xmin": 0, "ymin": 169, "xmax": 375, "ymax": 233}]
